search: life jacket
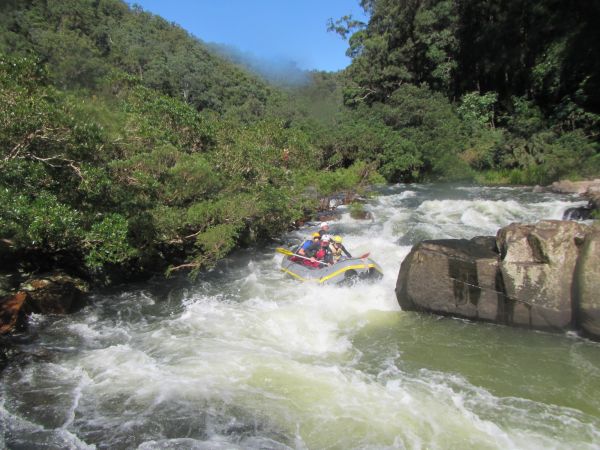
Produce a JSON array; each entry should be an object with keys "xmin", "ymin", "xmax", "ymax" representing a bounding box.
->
[
  {"xmin": 296, "ymin": 240, "xmax": 309, "ymax": 254},
  {"xmin": 330, "ymin": 244, "xmax": 343, "ymax": 262},
  {"xmin": 302, "ymin": 256, "xmax": 321, "ymax": 268},
  {"xmin": 315, "ymin": 247, "xmax": 327, "ymax": 260}
]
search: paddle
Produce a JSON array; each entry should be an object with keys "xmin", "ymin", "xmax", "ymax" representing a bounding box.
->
[
  {"xmin": 277, "ymin": 247, "xmax": 371, "ymax": 264},
  {"xmin": 275, "ymin": 247, "xmax": 328, "ymax": 266}
]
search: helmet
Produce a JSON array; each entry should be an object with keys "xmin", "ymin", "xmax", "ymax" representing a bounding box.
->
[
  {"xmin": 312, "ymin": 232, "xmax": 320, "ymax": 238},
  {"xmin": 332, "ymin": 235, "xmax": 343, "ymax": 244},
  {"xmin": 320, "ymin": 222, "xmax": 329, "ymax": 228},
  {"xmin": 321, "ymin": 234, "xmax": 331, "ymax": 242}
]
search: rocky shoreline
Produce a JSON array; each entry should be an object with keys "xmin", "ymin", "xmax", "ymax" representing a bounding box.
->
[
  {"xmin": 2, "ymin": 182, "xmax": 599, "ymax": 350},
  {"xmin": 551, "ymin": 179, "xmax": 600, "ymax": 220}
]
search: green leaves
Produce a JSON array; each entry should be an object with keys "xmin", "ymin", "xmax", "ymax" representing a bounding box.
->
[
  {"xmin": 0, "ymin": 189, "xmax": 82, "ymax": 251},
  {"xmin": 2, "ymin": 0, "xmax": 597, "ymax": 283},
  {"xmin": 457, "ymin": 91, "xmax": 498, "ymax": 130},
  {"xmin": 84, "ymin": 214, "xmax": 136, "ymax": 271},
  {"xmin": 194, "ymin": 224, "xmax": 240, "ymax": 266}
]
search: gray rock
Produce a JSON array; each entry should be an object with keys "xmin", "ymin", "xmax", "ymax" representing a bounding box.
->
[
  {"xmin": 396, "ymin": 236, "xmax": 505, "ymax": 322},
  {"xmin": 396, "ymin": 220, "xmax": 600, "ymax": 339},
  {"xmin": 576, "ymin": 223, "xmax": 600, "ymax": 339},
  {"xmin": 550, "ymin": 179, "xmax": 600, "ymax": 194},
  {"xmin": 497, "ymin": 221, "xmax": 588, "ymax": 330}
]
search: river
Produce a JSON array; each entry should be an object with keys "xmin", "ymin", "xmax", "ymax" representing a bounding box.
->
[{"xmin": 1, "ymin": 184, "xmax": 599, "ymax": 449}]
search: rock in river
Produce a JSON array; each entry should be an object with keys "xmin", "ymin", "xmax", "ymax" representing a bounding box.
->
[{"xmin": 396, "ymin": 220, "xmax": 600, "ymax": 339}]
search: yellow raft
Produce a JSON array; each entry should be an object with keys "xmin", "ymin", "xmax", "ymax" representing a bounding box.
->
[{"xmin": 280, "ymin": 253, "xmax": 384, "ymax": 285}]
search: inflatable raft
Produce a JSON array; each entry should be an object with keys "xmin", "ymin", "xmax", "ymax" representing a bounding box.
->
[{"xmin": 280, "ymin": 253, "xmax": 384, "ymax": 285}]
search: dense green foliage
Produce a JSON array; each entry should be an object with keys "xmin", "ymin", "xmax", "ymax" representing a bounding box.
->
[
  {"xmin": 330, "ymin": 0, "xmax": 600, "ymax": 183},
  {"xmin": 1, "ymin": 0, "xmax": 599, "ymax": 281},
  {"xmin": 0, "ymin": 53, "xmax": 381, "ymax": 280}
]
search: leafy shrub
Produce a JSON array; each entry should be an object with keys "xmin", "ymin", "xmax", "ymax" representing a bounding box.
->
[
  {"xmin": 457, "ymin": 91, "xmax": 498, "ymax": 130},
  {"xmin": 84, "ymin": 214, "xmax": 136, "ymax": 271},
  {"xmin": 0, "ymin": 189, "xmax": 82, "ymax": 250},
  {"xmin": 349, "ymin": 202, "xmax": 366, "ymax": 219}
]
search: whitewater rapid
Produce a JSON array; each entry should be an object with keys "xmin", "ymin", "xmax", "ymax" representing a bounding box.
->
[{"xmin": 1, "ymin": 184, "xmax": 599, "ymax": 449}]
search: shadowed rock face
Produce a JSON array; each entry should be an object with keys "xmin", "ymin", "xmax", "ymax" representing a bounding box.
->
[
  {"xmin": 553, "ymin": 179, "xmax": 600, "ymax": 222},
  {"xmin": 396, "ymin": 237, "xmax": 506, "ymax": 323},
  {"xmin": 0, "ymin": 273, "xmax": 88, "ymax": 335},
  {"xmin": 0, "ymin": 292, "xmax": 27, "ymax": 334},
  {"xmin": 20, "ymin": 273, "xmax": 89, "ymax": 315},
  {"xmin": 563, "ymin": 206, "xmax": 594, "ymax": 221},
  {"xmin": 576, "ymin": 224, "xmax": 600, "ymax": 337},
  {"xmin": 497, "ymin": 221, "xmax": 587, "ymax": 329},
  {"xmin": 396, "ymin": 220, "xmax": 600, "ymax": 339}
]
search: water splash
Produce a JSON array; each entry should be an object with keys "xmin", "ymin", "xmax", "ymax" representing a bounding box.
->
[{"xmin": 2, "ymin": 184, "xmax": 599, "ymax": 449}]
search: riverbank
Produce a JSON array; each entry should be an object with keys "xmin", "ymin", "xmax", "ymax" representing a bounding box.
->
[
  {"xmin": 2, "ymin": 183, "xmax": 599, "ymax": 449},
  {"xmin": 2, "ymin": 180, "xmax": 596, "ymax": 338},
  {"xmin": 0, "ymin": 188, "xmax": 372, "ymax": 338}
]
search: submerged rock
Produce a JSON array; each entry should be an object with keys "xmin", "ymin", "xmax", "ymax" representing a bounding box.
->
[{"xmin": 396, "ymin": 220, "xmax": 600, "ymax": 339}]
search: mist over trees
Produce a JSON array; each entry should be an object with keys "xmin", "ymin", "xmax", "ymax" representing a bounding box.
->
[{"xmin": 0, "ymin": 0, "xmax": 598, "ymax": 280}]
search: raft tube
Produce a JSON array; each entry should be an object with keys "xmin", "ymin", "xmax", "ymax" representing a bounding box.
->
[{"xmin": 281, "ymin": 255, "xmax": 384, "ymax": 285}]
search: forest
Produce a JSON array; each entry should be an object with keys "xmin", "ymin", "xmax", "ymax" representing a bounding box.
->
[{"xmin": 1, "ymin": 0, "xmax": 598, "ymax": 282}]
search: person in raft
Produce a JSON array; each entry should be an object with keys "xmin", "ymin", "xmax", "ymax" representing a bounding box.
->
[
  {"xmin": 306, "ymin": 235, "xmax": 333, "ymax": 267},
  {"xmin": 329, "ymin": 235, "xmax": 352, "ymax": 263},
  {"xmin": 318, "ymin": 222, "xmax": 331, "ymax": 238},
  {"xmin": 297, "ymin": 232, "xmax": 321, "ymax": 258}
]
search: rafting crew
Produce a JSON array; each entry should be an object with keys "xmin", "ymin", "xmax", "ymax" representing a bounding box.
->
[
  {"xmin": 290, "ymin": 219, "xmax": 361, "ymax": 268},
  {"xmin": 305, "ymin": 234, "xmax": 333, "ymax": 267},
  {"xmin": 293, "ymin": 225, "xmax": 355, "ymax": 268}
]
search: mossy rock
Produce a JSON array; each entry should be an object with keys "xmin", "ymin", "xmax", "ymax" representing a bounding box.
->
[{"xmin": 349, "ymin": 202, "xmax": 373, "ymax": 220}]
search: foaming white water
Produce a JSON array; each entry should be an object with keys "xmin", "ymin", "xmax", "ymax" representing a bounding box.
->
[{"xmin": 2, "ymin": 184, "xmax": 599, "ymax": 449}]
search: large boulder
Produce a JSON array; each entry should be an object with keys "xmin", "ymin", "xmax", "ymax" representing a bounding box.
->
[
  {"xmin": 396, "ymin": 220, "xmax": 600, "ymax": 338},
  {"xmin": 20, "ymin": 272, "xmax": 89, "ymax": 315},
  {"xmin": 575, "ymin": 224, "xmax": 600, "ymax": 339},
  {"xmin": 396, "ymin": 236, "xmax": 505, "ymax": 322},
  {"xmin": 551, "ymin": 179, "xmax": 600, "ymax": 195},
  {"xmin": 497, "ymin": 221, "xmax": 588, "ymax": 330}
]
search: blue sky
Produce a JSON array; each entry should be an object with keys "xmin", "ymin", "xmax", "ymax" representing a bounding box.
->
[{"xmin": 129, "ymin": 1, "xmax": 368, "ymax": 72}]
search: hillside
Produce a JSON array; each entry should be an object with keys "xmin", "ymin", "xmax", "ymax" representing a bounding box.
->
[{"xmin": 1, "ymin": 0, "xmax": 598, "ymax": 283}]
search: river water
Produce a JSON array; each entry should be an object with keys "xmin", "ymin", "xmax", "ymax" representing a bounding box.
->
[{"xmin": 1, "ymin": 184, "xmax": 599, "ymax": 450}]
